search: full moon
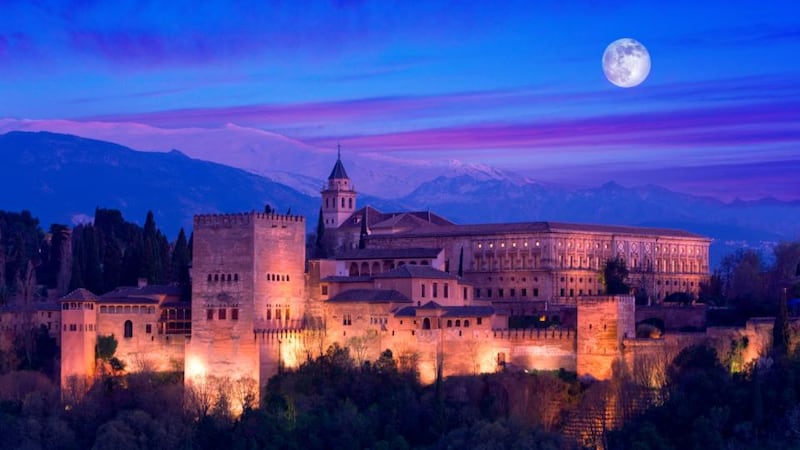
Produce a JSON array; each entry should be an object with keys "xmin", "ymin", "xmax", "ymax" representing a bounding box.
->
[{"xmin": 602, "ymin": 38, "xmax": 651, "ymax": 88}]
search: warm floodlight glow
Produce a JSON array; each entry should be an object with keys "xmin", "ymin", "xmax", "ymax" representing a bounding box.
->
[{"xmin": 186, "ymin": 356, "xmax": 207, "ymax": 379}]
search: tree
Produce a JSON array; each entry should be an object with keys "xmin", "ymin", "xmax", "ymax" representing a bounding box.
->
[
  {"xmin": 172, "ymin": 228, "xmax": 191, "ymax": 300},
  {"xmin": 141, "ymin": 211, "xmax": 163, "ymax": 284},
  {"xmin": 314, "ymin": 208, "xmax": 327, "ymax": 258},
  {"xmin": 457, "ymin": 246, "xmax": 464, "ymax": 277},
  {"xmin": 773, "ymin": 287, "xmax": 790, "ymax": 358},
  {"xmin": 604, "ymin": 256, "xmax": 630, "ymax": 295},
  {"xmin": 358, "ymin": 211, "xmax": 369, "ymax": 249}
]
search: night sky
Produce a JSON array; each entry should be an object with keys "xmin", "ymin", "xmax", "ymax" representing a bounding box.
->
[{"xmin": 1, "ymin": 1, "xmax": 798, "ymax": 200}]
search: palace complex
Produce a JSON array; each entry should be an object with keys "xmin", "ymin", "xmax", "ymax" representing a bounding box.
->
[{"xmin": 57, "ymin": 154, "xmax": 777, "ymax": 408}]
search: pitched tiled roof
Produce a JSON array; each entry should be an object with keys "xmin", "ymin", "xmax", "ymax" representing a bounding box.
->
[
  {"xmin": 327, "ymin": 289, "xmax": 412, "ymax": 304},
  {"xmin": 335, "ymin": 248, "xmax": 443, "ymax": 260},
  {"xmin": 374, "ymin": 265, "xmax": 458, "ymax": 280},
  {"xmin": 394, "ymin": 306, "xmax": 417, "ymax": 317},
  {"xmin": 338, "ymin": 207, "xmax": 454, "ymax": 232},
  {"xmin": 102, "ymin": 285, "xmax": 181, "ymax": 298},
  {"xmin": 60, "ymin": 288, "xmax": 101, "ymax": 302},
  {"xmin": 441, "ymin": 306, "xmax": 494, "ymax": 317},
  {"xmin": 321, "ymin": 275, "xmax": 374, "ymax": 283},
  {"xmin": 380, "ymin": 221, "xmax": 707, "ymax": 239}
]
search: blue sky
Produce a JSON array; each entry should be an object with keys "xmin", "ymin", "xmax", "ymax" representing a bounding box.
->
[{"xmin": 1, "ymin": 0, "xmax": 798, "ymax": 199}]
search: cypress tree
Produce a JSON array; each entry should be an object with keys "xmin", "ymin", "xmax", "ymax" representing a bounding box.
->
[
  {"xmin": 773, "ymin": 288, "xmax": 790, "ymax": 358},
  {"xmin": 314, "ymin": 208, "xmax": 327, "ymax": 258}
]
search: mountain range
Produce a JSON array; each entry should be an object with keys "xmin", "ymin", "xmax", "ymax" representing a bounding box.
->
[{"xmin": 1, "ymin": 130, "xmax": 798, "ymax": 267}]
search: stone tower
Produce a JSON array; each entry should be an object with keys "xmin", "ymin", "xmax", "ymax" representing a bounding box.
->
[
  {"xmin": 321, "ymin": 146, "xmax": 356, "ymax": 230},
  {"xmin": 185, "ymin": 212, "xmax": 306, "ymax": 404},
  {"xmin": 59, "ymin": 288, "xmax": 99, "ymax": 397},
  {"xmin": 576, "ymin": 295, "xmax": 635, "ymax": 380}
]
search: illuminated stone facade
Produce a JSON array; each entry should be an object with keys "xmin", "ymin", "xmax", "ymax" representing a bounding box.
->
[{"xmin": 61, "ymin": 154, "xmax": 750, "ymax": 405}]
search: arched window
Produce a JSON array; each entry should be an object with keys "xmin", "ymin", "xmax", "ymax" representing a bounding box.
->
[
  {"xmin": 464, "ymin": 320, "xmax": 470, "ymax": 328},
  {"xmin": 349, "ymin": 263, "xmax": 359, "ymax": 276},
  {"xmin": 124, "ymin": 320, "xmax": 133, "ymax": 338},
  {"xmin": 207, "ymin": 274, "xmax": 212, "ymax": 282},
  {"xmin": 341, "ymin": 198, "xmax": 345, "ymax": 208},
  {"xmin": 361, "ymin": 262, "xmax": 369, "ymax": 275},
  {"xmin": 234, "ymin": 273, "xmax": 239, "ymax": 281},
  {"xmin": 447, "ymin": 320, "xmax": 453, "ymax": 327},
  {"xmin": 349, "ymin": 198, "xmax": 353, "ymax": 209},
  {"xmin": 455, "ymin": 319, "xmax": 461, "ymax": 327},
  {"xmin": 422, "ymin": 318, "xmax": 431, "ymax": 330},
  {"xmin": 214, "ymin": 274, "xmax": 219, "ymax": 282}
]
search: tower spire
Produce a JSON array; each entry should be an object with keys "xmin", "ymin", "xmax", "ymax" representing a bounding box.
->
[{"xmin": 337, "ymin": 142, "xmax": 341, "ymax": 160}]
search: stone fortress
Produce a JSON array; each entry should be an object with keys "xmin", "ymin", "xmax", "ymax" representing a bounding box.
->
[{"xmin": 59, "ymin": 153, "xmax": 775, "ymax": 402}]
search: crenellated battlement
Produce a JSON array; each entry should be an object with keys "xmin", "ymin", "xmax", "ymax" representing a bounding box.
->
[
  {"xmin": 194, "ymin": 211, "xmax": 305, "ymax": 229},
  {"xmin": 492, "ymin": 328, "xmax": 575, "ymax": 340},
  {"xmin": 577, "ymin": 295, "xmax": 635, "ymax": 306}
]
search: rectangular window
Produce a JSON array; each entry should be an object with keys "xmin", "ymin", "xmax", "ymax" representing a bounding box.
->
[
  {"xmin": 276, "ymin": 308, "xmax": 282, "ymax": 321},
  {"xmin": 69, "ymin": 324, "xmax": 77, "ymax": 331},
  {"xmin": 421, "ymin": 284, "xmax": 426, "ymax": 298},
  {"xmin": 487, "ymin": 288, "xmax": 492, "ymax": 298},
  {"xmin": 521, "ymin": 288, "xmax": 527, "ymax": 297},
  {"xmin": 569, "ymin": 288, "xmax": 574, "ymax": 297},
  {"xmin": 463, "ymin": 287, "xmax": 468, "ymax": 299},
  {"xmin": 207, "ymin": 309, "xmax": 214, "ymax": 320},
  {"xmin": 267, "ymin": 308, "xmax": 272, "ymax": 320},
  {"xmin": 219, "ymin": 308, "xmax": 227, "ymax": 320},
  {"xmin": 510, "ymin": 288, "xmax": 516, "ymax": 297},
  {"xmin": 145, "ymin": 324, "xmax": 152, "ymax": 334},
  {"xmin": 477, "ymin": 317, "xmax": 483, "ymax": 325},
  {"xmin": 475, "ymin": 288, "xmax": 481, "ymax": 298},
  {"xmin": 498, "ymin": 289, "xmax": 504, "ymax": 298},
  {"xmin": 444, "ymin": 284, "xmax": 449, "ymax": 298},
  {"xmin": 285, "ymin": 307, "xmax": 290, "ymax": 321},
  {"xmin": 560, "ymin": 288, "xmax": 565, "ymax": 296},
  {"xmin": 232, "ymin": 309, "xmax": 239, "ymax": 321},
  {"xmin": 321, "ymin": 285, "xmax": 328, "ymax": 295},
  {"xmin": 433, "ymin": 283, "xmax": 438, "ymax": 298},
  {"xmin": 534, "ymin": 288, "xmax": 539, "ymax": 297}
]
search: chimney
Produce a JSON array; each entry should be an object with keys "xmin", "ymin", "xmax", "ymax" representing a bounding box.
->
[{"xmin": 137, "ymin": 278, "xmax": 148, "ymax": 288}]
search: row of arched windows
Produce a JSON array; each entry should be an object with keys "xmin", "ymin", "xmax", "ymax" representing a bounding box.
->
[
  {"xmin": 63, "ymin": 323, "xmax": 95, "ymax": 332},
  {"xmin": 207, "ymin": 273, "xmax": 239, "ymax": 282},
  {"xmin": 100, "ymin": 305, "xmax": 155, "ymax": 314},
  {"xmin": 267, "ymin": 273, "xmax": 290, "ymax": 282},
  {"xmin": 325, "ymin": 197, "xmax": 354, "ymax": 209}
]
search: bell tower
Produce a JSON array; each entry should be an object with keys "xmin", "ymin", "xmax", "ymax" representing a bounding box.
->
[{"xmin": 321, "ymin": 144, "xmax": 356, "ymax": 230}]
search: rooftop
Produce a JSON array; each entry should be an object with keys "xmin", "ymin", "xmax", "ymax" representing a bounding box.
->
[
  {"xmin": 335, "ymin": 247, "xmax": 443, "ymax": 260},
  {"xmin": 377, "ymin": 221, "xmax": 708, "ymax": 240},
  {"xmin": 374, "ymin": 265, "xmax": 459, "ymax": 280},
  {"xmin": 327, "ymin": 289, "xmax": 412, "ymax": 304}
]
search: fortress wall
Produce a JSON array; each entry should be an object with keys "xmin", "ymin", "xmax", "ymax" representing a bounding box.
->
[
  {"xmin": 97, "ymin": 311, "xmax": 185, "ymax": 372},
  {"xmin": 636, "ymin": 305, "xmax": 707, "ymax": 331}
]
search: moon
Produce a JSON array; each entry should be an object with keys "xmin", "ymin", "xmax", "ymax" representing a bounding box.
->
[{"xmin": 602, "ymin": 38, "xmax": 651, "ymax": 88}]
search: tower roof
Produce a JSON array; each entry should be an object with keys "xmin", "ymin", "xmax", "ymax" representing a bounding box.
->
[
  {"xmin": 328, "ymin": 144, "xmax": 350, "ymax": 180},
  {"xmin": 328, "ymin": 158, "xmax": 349, "ymax": 180}
]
